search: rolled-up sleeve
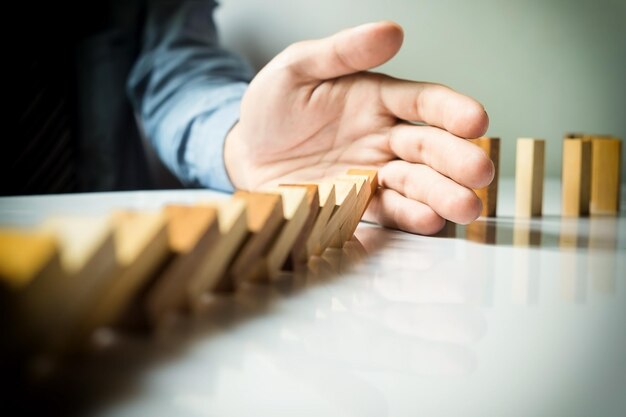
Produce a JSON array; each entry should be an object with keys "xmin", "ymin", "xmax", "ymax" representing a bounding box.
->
[{"xmin": 127, "ymin": 0, "xmax": 253, "ymax": 192}]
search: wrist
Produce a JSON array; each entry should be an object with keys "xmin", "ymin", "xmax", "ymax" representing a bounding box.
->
[{"xmin": 224, "ymin": 122, "xmax": 248, "ymax": 190}]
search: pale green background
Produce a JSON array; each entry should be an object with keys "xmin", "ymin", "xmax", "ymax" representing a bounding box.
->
[{"xmin": 216, "ymin": 0, "xmax": 626, "ymax": 181}]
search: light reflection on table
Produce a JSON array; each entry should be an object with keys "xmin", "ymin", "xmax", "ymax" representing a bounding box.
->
[{"xmin": 2, "ymin": 180, "xmax": 625, "ymax": 417}]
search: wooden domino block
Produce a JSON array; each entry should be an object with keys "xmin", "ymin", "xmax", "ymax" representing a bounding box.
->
[
  {"xmin": 466, "ymin": 219, "xmax": 496, "ymax": 244},
  {"xmin": 515, "ymin": 138, "xmax": 545, "ymax": 217},
  {"xmin": 305, "ymin": 182, "xmax": 336, "ymax": 257},
  {"xmin": 78, "ymin": 211, "xmax": 170, "ymax": 338},
  {"xmin": 227, "ymin": 192, "xmax": 284, "ymax": 281},
  {"xmin": 589, "ymin": 136, "xmax": 621, "ymax": 215},
  {"xmin": 0, "ymin": 230, "xmax": 61, "ymax": 290},
  {"xmin": 247, "ymin": 186, "xmax": 310, "ymax": 281},
  {"xmin": 561, "ymin": 137, "xmax": 591, "ymax": 216},
  {"xmin": 186, "ymin": 198, "xmax": 248, "ymax": 306},
  {"xmin": 346, "ymin": 168, "xmax": 379, "ymax": 203},
  {"xmin": 278, "ymin": 184, "xmax": 320, "ymax": 267},
  {"xmin": 470, "ymin": 137, "xmax": 500, "ymax": 217},
  {"xmin": 335, "ymin": 174, "xmax": 370, "ymax": 245},
  {"xmin": 144, "ymin": 205, "xmax": 220, "ymax": 324},
  {"xmin": 18, "ymin": 216, "xmax": 117, "ymax": 352},
  {"xmin": 319, "ymin": 181, "xmax": 357, "ymax": 250}
]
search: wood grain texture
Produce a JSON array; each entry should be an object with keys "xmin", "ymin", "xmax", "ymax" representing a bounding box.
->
[
  {"xmin": 145, "ymin": 205, "xmax": 220, "ymax": 325},
  {"xmin": 187, "ymin": 199, "xmax": 248, "ymax": 307},
  {"xmin": 335, "ymin": 174, "xmax": 371, "ymax": 245},
  {"xmin": 470, "ymin": 137, "xmax": 500, "ymax": 217},
  {"xmin": 562, "ymin": 138, "xmax": 591, "ymax": 216},
  {"xmin": 227, "ymin": 192, "xmax": 284, "ymax": 280},
  {"xmin": 515, "ymin": 138, "xmax": 545, "ymax": 217},
  {"xmin": 305, "ymin": 182, "xmax": 336, "ymax": 257},
  {"xmin": 346, "ymin": 169, "xmax": 379, "ymax": 202},
  {"xmin": 19, "ymin": 216, "xmax": 117, "ymax": 352},
  {"xmin": 278, "ymin": 184, "xmax": 320, "ymax": 267},
  {"xmin": 79, "ymin": 211, "xmax": 170, "ymax": 339},
  {"xmin": 589, "ymin": 136, "xmax": 621, "ymax": 215},
  {"xmin": 250, "ymin": 187, "xmax": 310, "ymax": 281},
  {"xmin": 319, "ymin": 181, "xmax": 357, "ymax": 250}
]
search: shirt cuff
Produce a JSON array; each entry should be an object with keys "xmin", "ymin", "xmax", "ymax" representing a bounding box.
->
[{"xmin": 185, "ymin": 96, "xmax": 242, "ymax": 193}]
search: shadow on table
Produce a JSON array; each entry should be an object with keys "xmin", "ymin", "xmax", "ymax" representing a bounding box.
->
[{"xmin": 9, "ymin": 227, "xmax": 395, "ymax": 417}]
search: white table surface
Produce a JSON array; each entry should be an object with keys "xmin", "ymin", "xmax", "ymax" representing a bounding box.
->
[{"xmin": 1, "ymin": 178, "xmax": 625, "ymax": 417}]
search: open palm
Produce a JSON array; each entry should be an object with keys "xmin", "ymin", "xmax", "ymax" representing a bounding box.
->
[{"xmin": 225, "ymin": 22, "xmax": 493, "ymax": 235}]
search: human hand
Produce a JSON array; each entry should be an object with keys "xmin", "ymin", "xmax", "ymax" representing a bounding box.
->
[{"xmin": 224, "ymin": 21, "xmax": 492, "ymax": 235}]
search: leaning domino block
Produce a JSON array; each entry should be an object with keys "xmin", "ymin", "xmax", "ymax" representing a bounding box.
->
[
  {"xmin": 0, "ymin": 230, "xmax": 61, "ymax": 291},
  {"xmin": 334, "ymin": 174, "xmax": 370, "ymax": 246},
  {"xmin": 561, "ymin": 136, "xmax": 591, "ymax": 216},
  {"xmin": 187, "ymin": 198, "xmax": 248, "ymax": 305},
  {"xmin": 470, "ymin": 137, "xmax": 500, "ymax": 217},
  {"xmin": 144, "ymin": 205, "xmax": 220, "ymax": 325},
  {"xmin": 319, "ymin": 181, "xmax": 357, "ymax": 250},
  {"xmin": 78, "ymin": 211, "xmax": 170, "ymax": 340},
  {"xmin": 278, "ymin": 184, "xmax": 320, "ymax": 268},
  {"xmin": 227, "ymin": 192, "xmax": 284, "ymax": 282},
  {"xmin": 19, "ymin": 216, "xmax": 117, "ymax": 353},
  {"xmin": 347, "ymin": 169, "xmax": 378, "ymax": 204},
  {"xmin": 588, "ymin": 136, "xmax": 621, "ymax": 215},
  {"xmin": 515, "ymin": 138, "xmax": 545, "ymax": 217},
  {"xmin": 305, "ymin": 183, "xmax": 336, "ymax": 257},
  {"xmin": 246, "ymin": 186, "xmax": 310, "ymax": 281}
]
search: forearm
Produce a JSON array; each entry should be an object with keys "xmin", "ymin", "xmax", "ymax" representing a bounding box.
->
[{"xmin": 127, "ymin": 0, "xmax": 253, "ymax": 191}]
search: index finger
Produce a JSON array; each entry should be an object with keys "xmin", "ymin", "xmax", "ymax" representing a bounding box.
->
[{"xmin": 379, "ymin": 78, "xmax": 489, "ymax": 139}]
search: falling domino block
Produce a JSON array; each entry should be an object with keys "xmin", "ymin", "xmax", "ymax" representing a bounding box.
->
[
  {"xmin": 319, "ymin": 181, "xmax": 357, "ymax": 250},
  {"xmin": 589, "ymin": 136, "xmax": 622, "ymax": 215},
  {"xmin": 227, "ymin": 192, "xmax": 284, "ymax": 282},
  {"xmin": 470, "ymin": 137, "xmax": 500, "ymax": 217},
  {"xmin": 247, "ymin": 186, "xmax": 310, "ymax": 281},
  {"xmin": 347, "ymin": 169, "xmax": 379, "ymax": 200},
  {"xmin": 0, "ymin": 230, "xmax": 61, "ymax": 290},
  {"xmin": 18, "ymin": 216, "xmax": 117, "ymax": 352},
  {"xmin": 278, "ymin": 184, "xmax": 320, "ymax": 268},
  {"xmin": 144, "ymin": 205, "xmax": 220, "ymax": 325},
  {"xmin": 77, "ymin": 211, "xmax": 170, "ymax": 340},
  {"xmin": 305, "ymin": 182, "xmax": 336, "ymax": 257},
  {"xmin": 187, "ymin": 198, "xmax": 248, "ymax": 306},
  {"xmin": 561, "ymin": 137, "xmax": 591, "ymax": 216},
  {"xmin": 335, "ymin": 174, "xmax": 370, "ymax": 245},
  {"xmin": 515, "ymin": 138, "xmax": 545, "ymax": 217}
]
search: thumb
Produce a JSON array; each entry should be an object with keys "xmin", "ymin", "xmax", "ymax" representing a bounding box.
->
[{"xmin": 272, "ymin": 21, "xmax": 404, "ymax": 81}]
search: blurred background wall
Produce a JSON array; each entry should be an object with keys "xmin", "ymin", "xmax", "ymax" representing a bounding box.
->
[{"xmin": 215, "ymin": 0, "xmax": 626, "ymax": 181}]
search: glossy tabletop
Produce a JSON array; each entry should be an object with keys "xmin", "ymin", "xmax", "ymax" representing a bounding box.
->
[{"xmin": 1, "ymin": 179, "xmax": 625, "ymax": 417}]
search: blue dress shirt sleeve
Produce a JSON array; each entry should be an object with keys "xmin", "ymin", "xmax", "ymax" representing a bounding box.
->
[{"xmin": 127, "ymin": 0, "xmax": 253, "ymax": 192}]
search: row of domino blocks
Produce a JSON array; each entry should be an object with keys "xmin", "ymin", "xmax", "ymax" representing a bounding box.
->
[
  {"xmin": 469, "ymin": 135, "xmax": 622, "ymax": 218},
  {"xmin": 0, "ymin": 169, "xmax": 378, "ymax": 359}
]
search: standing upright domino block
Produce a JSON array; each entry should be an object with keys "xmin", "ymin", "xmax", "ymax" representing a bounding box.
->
[
  {"xmin": 515, "ymin": 138, "xmax": 545, "ymax": 217},
  {"xmin": 561, "ymin": 137, "xmax": 591, "ymax": 216},
  {"xmin": 470, "ymin": 137, "xmax": 500, "ymax": 217},
  {"xmin": 589, "ymin": 136, "xmax": 622, "ymax": 215}
]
